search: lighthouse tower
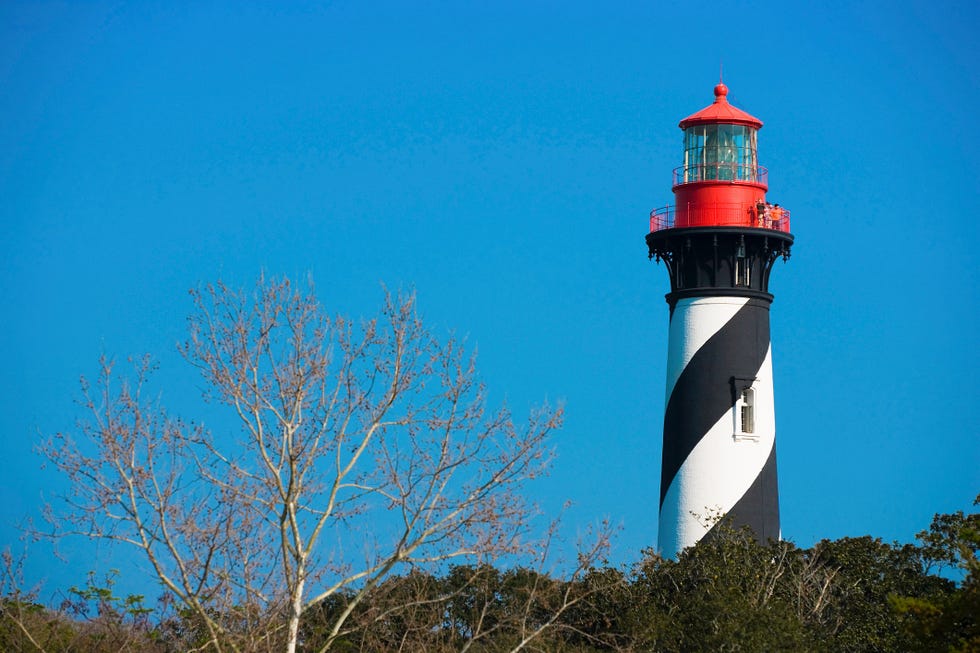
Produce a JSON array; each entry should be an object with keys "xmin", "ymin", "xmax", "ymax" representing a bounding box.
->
[{"xmin": 647, "ymin": 83, "xmax": 793, "ymax": 558}]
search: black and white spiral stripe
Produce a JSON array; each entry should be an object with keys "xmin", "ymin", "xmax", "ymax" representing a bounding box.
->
[{"xmin": 658, "ymin": 295, "xmax": 780, "ymax": 558}]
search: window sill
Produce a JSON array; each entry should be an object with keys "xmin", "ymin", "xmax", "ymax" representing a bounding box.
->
[{"xmin": 733, "ymin": 432, "xmax": 760, "ymax": 443}]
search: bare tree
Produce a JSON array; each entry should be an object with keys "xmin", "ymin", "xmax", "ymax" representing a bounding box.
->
[{"xmin": 41, "ymin": 277, "xmax": 571, "ymax": 653}]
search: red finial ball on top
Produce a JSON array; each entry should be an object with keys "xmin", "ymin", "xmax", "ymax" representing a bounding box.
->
[{"xmin": 714, "ymin": 83, "xmax": 728, "ymax": 102}]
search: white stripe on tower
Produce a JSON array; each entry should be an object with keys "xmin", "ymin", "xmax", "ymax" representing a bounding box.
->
[{"xmin": 658, "ymin": 296, "xmax": 779, "ymax": 558}]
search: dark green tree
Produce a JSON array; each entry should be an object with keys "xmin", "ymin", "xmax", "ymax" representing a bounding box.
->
[
  {"xmin": 892, "ymin": 496, "xmax": 979, "ymax": 652},
  {"xmin": 630, "ymin": 528, "xmax": 818, "ymax": 652},
  {"xmin": 812, "ymin": 535, "xmax": 953, "ymax": 652}
]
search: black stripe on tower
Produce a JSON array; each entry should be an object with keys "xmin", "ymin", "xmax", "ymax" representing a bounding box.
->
[{"xmin": 659, "ymin": 297, "xmax": 777, "ymax": 539}]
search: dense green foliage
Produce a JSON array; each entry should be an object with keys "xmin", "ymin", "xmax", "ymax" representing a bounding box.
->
[{"xmin": 3, "ymin": 500, "xmax": 977, "ymax": 652}]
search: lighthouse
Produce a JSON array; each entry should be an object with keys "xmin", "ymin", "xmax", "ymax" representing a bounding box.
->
[{"xmin": 647, "ymin": 82, "xmax": 793, "ymax": 558}]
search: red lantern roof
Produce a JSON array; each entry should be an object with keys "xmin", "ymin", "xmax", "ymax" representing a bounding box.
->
[{"xmin": 678, "ymin": 83, "xmax": 763, "ymax": 130}]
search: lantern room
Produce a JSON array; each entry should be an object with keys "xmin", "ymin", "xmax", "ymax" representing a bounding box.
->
[
  {"xmin": 649, "ymin": 83, "xmax": 790, "ymax": 233},
  {"xmin": 680, "ymin": 122, "xmax": 758, "ymax": 183}
]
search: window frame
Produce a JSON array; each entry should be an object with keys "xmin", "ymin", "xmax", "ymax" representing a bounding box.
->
[{"xmin": 731, "ymin": 376, "xmax": 760, "ymax": 442}]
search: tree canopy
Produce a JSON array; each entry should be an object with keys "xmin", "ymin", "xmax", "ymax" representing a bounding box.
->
[{"xmin": 4, "ymin": 501, "xmax": 978, "ymax": 651}]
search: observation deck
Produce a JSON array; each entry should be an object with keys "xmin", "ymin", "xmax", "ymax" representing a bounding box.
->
[{"xmin": 649, "ymin": 202, "xmax": 791, "ymax": 233}]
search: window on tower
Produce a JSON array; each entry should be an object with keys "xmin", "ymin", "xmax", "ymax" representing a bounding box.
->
[
  {"xmin": 732, "ymin": 379, "xmax": 759, "ymax": 442},
  {"xmin": 735, "ymin": 256, "xmax": 751, "ymax": 287},
  {"xmin": 740, "ymin": 389, "xmax": 755, "ymax": 433}
]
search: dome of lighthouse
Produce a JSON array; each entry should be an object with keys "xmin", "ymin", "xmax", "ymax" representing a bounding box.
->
[{"xmin": 679, "ymin": 83, "xmax": 763, "ymax": 130}]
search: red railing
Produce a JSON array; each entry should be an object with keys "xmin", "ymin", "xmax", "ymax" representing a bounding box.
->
[
  {"xmin": 672, "ymin": 164, "xmax": 768, "ymax": 187},
  {"xmin": 649, "ymin": 202, "xmax": 790, "ymax": 233}
]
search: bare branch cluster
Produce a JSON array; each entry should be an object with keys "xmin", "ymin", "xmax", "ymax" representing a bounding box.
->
[{"xmin": 39, "ymin": 277, "xmax": 572, "ymax": 652}]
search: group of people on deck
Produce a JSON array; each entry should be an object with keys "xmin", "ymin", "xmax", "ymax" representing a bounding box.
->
[{"xmin": 755, "ymin": 201, "xmax": 785, "ymax": 229}]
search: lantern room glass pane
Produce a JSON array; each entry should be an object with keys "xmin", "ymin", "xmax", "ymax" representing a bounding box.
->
[
  {"xmin": 683, "ymin": 127, "xmax": 705, "ymax": 182},
  {"xmin": 706, "ymin": 125, "xmax": 736, "ymax": 180}
]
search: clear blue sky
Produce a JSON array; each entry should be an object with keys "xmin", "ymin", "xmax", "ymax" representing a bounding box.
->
[{"xmin": 2, "ymin": 1, "xmax": 977, "ymax": 594}]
